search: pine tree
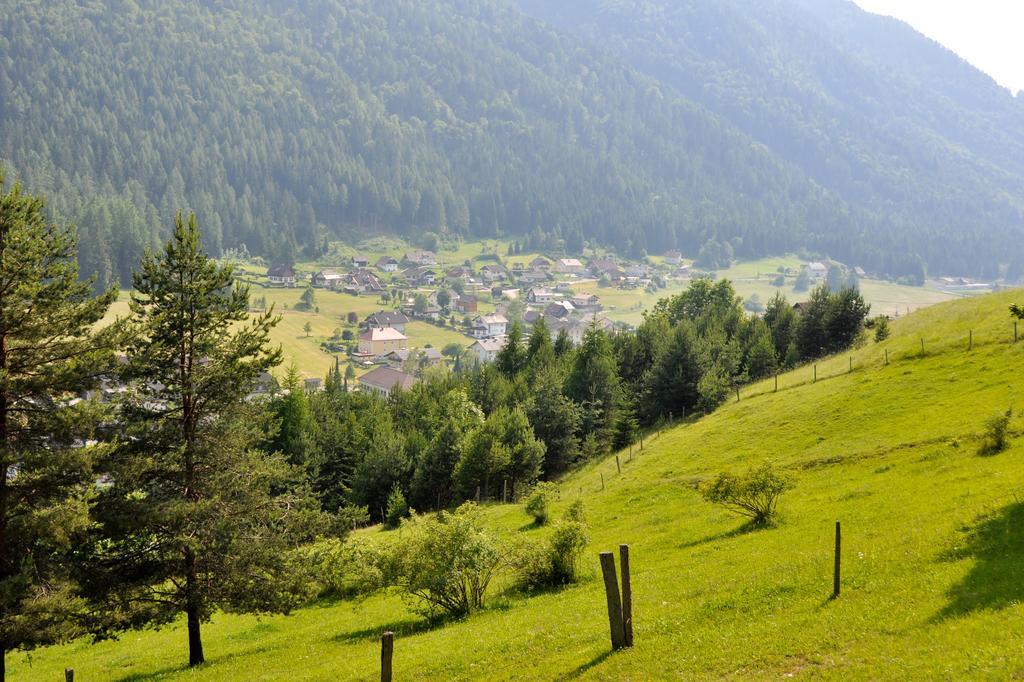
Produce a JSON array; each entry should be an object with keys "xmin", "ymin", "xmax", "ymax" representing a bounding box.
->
[
  {"xmin": 495, "ymin": 321, "xmax": 527, "ymax": 378},
  {"xmin": 85, "ymin": 213, "xmax": 323, "ymax": 668},
  {"xmin": 0, "ymin": 175, "xmax": 118, "ymax": 679},
  {"xmin": 565, "ymin": 324, "xmax": 620, "ymax": 450}
]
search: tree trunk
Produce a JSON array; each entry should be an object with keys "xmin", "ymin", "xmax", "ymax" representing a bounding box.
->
[
  {"xmin": 187, "ymin": 602, "xmax": 204, "ymax": 667},
  {"xmin": 185, "ymin": 551, "xmax": 204, "ymax": 666}
]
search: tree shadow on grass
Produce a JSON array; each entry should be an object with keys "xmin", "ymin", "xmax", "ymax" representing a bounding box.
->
[
  {"xmin": 113, "ymin": 644, "xmax": 268, "ymax": 681},
  {"xmin": 330, "ymin": 615, "xmax": 453, "ymax": 644},
  {"xmin": 556, "ymin": 650, "xmax": 614, "ymax": 680},
  {"xmin": 934, "ymin": 502, "xmax": 1024, "ymax": 621},
  {"xmin": 676, "ymin": 520, "xmax": 768, "ymax": 550}
]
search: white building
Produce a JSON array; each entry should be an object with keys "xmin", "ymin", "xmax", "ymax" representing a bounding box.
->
[
  {"xmin": 469, "ymin": 337, "xmax": 507, "ymax": 363},
  {"xmin": 471, "ymin": 313, "xmax": 508, "ymax": 339}
]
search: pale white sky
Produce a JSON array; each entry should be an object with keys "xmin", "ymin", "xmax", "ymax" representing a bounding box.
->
[{"xmin": 852, "ymin": 0, "xmax": 1024, "ymax": 94}]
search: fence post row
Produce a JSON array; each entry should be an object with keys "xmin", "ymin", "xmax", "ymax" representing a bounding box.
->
[{"xmin": 381, "ymin": 631, "xmax": 394, "ymax": 682}]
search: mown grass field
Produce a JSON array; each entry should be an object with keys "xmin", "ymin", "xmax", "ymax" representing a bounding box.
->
[{"xmin": 31, "ymin": 288, "xmax": 1024, "ymax": 679}]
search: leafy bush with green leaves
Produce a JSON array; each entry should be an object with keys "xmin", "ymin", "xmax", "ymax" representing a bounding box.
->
[
  {"xmin": 701, "ymin": 461, "xmax": 791, "ymax": 526},
  {"xmin": 979, "ymin": 408, "xmax": 1013, "ymax": 455},
  {"xmin": 392, "ymin": 503, "xmax": 502, "ymax": 617},
  {"xmin": 300, "ymin": 537, "xmax": 390, "ymax": 599},
  {"xmin": 511, "ymin": 500, "xmax": 589, "ymax": 590},
  {"xmin": 871, "ymin": 315, "xmax": 891, "ymax": 342},
  {"xmin": 524, "ymin": 482, "xmax": 559, "ymax": 525}
]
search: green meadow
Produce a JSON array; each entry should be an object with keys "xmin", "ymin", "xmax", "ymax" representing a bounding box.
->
[{"xmin": 28, "ymin": 288, "xmax": 1024, "ymax": 679}]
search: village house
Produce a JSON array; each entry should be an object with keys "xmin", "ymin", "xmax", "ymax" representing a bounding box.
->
[
  {"xmin": 588, "ymin": 258, "xmax": 619, "ymax": 278},
  {"xmin": 454, "ymin": 295, "xmax": 478, "ymax": 314},
  {"xmin": 555, "ymin": 258, "xmax": 585, "ymax": 275},
  {"xmin": 376, "ymin": 255, "xmax": 399, "ymax": 273},
  {"xmin": 526, "ymin": 287, "xmax": 559, "ymax": 304},
  {"xmin": 403, "ymin": 250, "xmax": 438, "ymax": 266},
  {"xmin": 470, "ymin": 313, "xmax": 508, "ymax": 339},
  {"xmin": 267, "ymin": 264, "xmax": 296, "ymax": 287},
  {"xmin": 359, "ymin": 366, "xmax": 419, "ymax": 397},
  {"xmin": 382, "ymin": 347, "xmax": 444, "ymax": 370},
  {"xmin": 342, "ymin": 270, "xmax": 385, "ymax": 296},
  {"xmin": 544, "ymin": 301, "xmax": 575, "ymax": 320},
  {"xmin": 517, "ymin": 270, "xmax": 549, "ymax": 286},
  {"xmin": 664, "ymin": 250, "xmax": 683, "ymax": 265},
  {"xmin": 479, "ymin": 264, "xmax": 507, "ymax": 282},
  {"xmin": 351, "ymin": 254, "xmax": 370, "ymax": 268},
  {"xmin": 358, "ymin": 327, "xmax": 409, "ymax": 356},
  {"xmin": 530, "ymin": 256, "xmax": 551, "ymax": 271},
  {"xmin": 805, "ymin": 262, "xmax": 828, "ymax": 280},
  {"xmin": 364, "ymin": 310, "xmax": 409, "ymax": 334},
  {"xmin": 446, "ymin": 266, "xmax": 474, "ymax": 284},
  {"xmin": 402, "ymin": 266, "xmax": 438, "ymax": 286},
  {"xmin": 304, "ymin": 378, "xmax": 323, "ymax": 393},
  {"xmin": 311, "ymin": 269, "xmax": 345, "ymax": 289},
  {"xmin": 468, "ymin": 337, "xmax": 506, "ymax": 364},
  {"xmin": 571, "ymin": 293, "xmax": 601, "ymax": 312}
]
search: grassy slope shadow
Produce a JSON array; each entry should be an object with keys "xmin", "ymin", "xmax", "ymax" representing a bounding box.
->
[{"xmin": 936, "ymin": 502, "xmax": 1024, "ymax": 620}]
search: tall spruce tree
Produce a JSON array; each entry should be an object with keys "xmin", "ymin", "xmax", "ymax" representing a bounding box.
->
[
  {"xmin": 0, "ymin": 175, "xmax": 117, "ymax": 679},
  {"xmin": 85, "ymin": 213, "xmax": 323, "ymax": 667}
]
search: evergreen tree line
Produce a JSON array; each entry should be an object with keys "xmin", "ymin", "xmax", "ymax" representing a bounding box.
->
[{"xmin": 2, "ymin": 0, "xmax": 1015, "ymax": 287}]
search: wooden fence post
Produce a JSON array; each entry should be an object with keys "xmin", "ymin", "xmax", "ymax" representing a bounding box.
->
[
  {"xmin": 381, "ymin": 631, "xmax": 394, "ymax": 682},
  {"xmin": 601, "ymin": 473, "xmax": 605, "ymax": 491},
  {"xmin": 616, "ymin": 455, "xmax": 621, "ymax": 475},
  {"xmin": 832, "ymin": 521, "xmax": 841, "ymax": 599},
  {"xmin": 475, "ymin": 486, "xmax": 481, "ymax": 504},
  {"xmin": 849, "ymin": 357, "xmax": 852, "ymax": 373},
  {"xmin": 65, "ymin": 670, "xmax": 74, "ymax": 682},
  {"xmin": 1015, "ymin": 321, "xmax": 1019, "ymax": 343},
  {"xmin": 885, "ymin": 349, "xmax": 889, "ymax": 366},
  {"xmin": 629, "ymin": 444, "xmax": 633, "ymax": 461},
  {"xmin": 969, "ymin": 330, "xmax": 973, "ymax": 351},
  {"xmin": 735, "ymin": 386, "xmax": 740, "ymax": 402},
  {"xmin": 619, "ymin": 545, "xmax": 633, "ymax": 648},
  {"xmin": 920, "ymin": 337, "xmax": 925, "ymax": 355},
  {"xmin": 774, "ymin": 373, "xmax": 778, "ymax": 392},
  {"xmin": 502, "ymin": 478, "xmax": 508, "ymax": 504},
  {"xmin": 599, "ymin": 553, "xmax": 626, "ymax": 650},
  {"xmin": 813, "ymin": 364, "xmax": 817, "ymax": 383}
]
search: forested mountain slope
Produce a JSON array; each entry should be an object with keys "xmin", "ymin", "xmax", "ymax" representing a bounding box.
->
[
  {"xmin": 513, "ymin": 0, "xmax": 1024, "ymax": 277},
  {"xmin": 1, "ymin": 0, "xmax": 1022, "ymax": 287}
]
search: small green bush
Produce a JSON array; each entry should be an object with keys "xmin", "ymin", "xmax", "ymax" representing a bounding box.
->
[
  {"xmin": 701, "ymin": 461, "xmax": 791, "ymax": 526},
  {"xmin": 524, "ymin": 481, "xmax": 559, "ymax": 526},
  {"xmin": 391, "ymin": 503, "xmax": 502, "ymax": 617},
  {"xmin": 872, "ymin": 316, "xmax": 891, "ymax": 342},
  {"xmin": 979, "ymin": 408, "xmax": 1012, "ymax": 455},
  {"xmin": 511, "ymin": 502, "xmax": 589, "ymax": 590}
]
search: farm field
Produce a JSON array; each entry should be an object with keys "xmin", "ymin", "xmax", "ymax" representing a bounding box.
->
[{"xmin": 32, "ymin": 288, "xmax": 1024, "ymax": 679}]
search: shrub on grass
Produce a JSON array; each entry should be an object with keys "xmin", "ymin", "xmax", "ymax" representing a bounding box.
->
[
  {"xmin": 511, "ymin": 502, "xmax": 589, "ymax": 590},
  {"xmin": 524, "ymin": 481, "xmax": 559, "ymax": 525},
  {"xmin": 701, "ymin": 461, "xmax": 791, "ymax": 526},
  {"xmin": 978, "ymin": 408, "xmax": 1013, "ymax": 455},
  {"xmin": 392, "ymin": 503, "xmax": 502, "ymax": 617}
]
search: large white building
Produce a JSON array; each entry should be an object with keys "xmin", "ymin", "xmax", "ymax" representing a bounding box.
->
[{"xmin": 471, "ymin": 313, "xmax": 508, "ymax": 339}]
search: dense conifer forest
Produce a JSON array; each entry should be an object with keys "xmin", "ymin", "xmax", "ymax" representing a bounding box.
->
[{"xmin": 2, "ymin": 0, "xmax": 1023, "ymax": 287}]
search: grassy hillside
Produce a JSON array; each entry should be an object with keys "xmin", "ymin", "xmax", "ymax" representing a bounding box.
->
[{"xmin": 45, "ymin": 289, "xmax": 1024, "ymax": 680}]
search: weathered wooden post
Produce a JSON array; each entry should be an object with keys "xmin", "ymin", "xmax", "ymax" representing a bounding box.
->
[
  {"xmin": 969, "ymin": 330, "xmax": 973, "ymax": 351},
  {"xmin": 849, "ymin": 356, "xmax": 852, "ymax": 373},
  {"xmin": 832, "ymin": 521, "xmax": 841, "ymax": 599},
  {"xmin": 601, "ymin": 473, "xmax": 605, "ymax": 491},
  {"xmin": 615, "ymin": 455, "xmax": 621, "ymax": 475},
  {"xmin": 381, "ymin": 631, "xmax": 394, "ymax": 682},
  {"xmin": 65, "ymin": 670, "xmax": 74, "ymax": 682},
  {"xmin": 475, "ymin": 486, "xmax": 481, "ymax": 504},
  {"xmin": 735, "ymin": 386, "xmax": 740, "ymax": 403},
  {"xmin": 813, "ymin": 364, "xmax": 817, "ymax": 383},
  {"xmin": 599, "ymin": 553, "xmax": 627, "ymax": 650},
  {"xmin": 502, "ymin": 478, "xmax": 508, "ymax": 504},
  {"xmin": 1015, "ymin": 321, "xmax": 1019, "ymax": 343},
  {"xmin": 774, "ymin": 372, "xmax": 779, "ymax": 392},
  {"xmin": 885, "ymin": 348, "xmax": 889, "ymax": 366},
  {"xmin": 619, "ymin": 545, "xmax": 633, "ymax": 647},
  {"xmin": 920, "ymin": 337, "xmax": 925, "ymax": 355}
]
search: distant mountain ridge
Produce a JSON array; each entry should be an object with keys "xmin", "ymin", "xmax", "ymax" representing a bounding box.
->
[{"xmin": 0, "ymin": 0, "xmax": 1021, "ymax": 286}]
